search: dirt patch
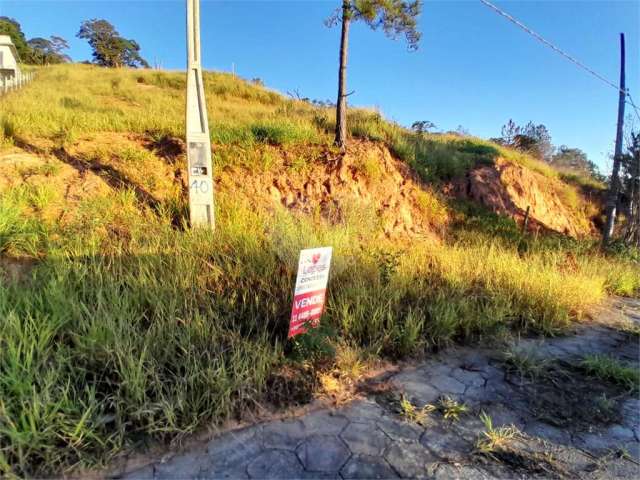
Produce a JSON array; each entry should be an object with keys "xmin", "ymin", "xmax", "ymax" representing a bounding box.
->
[
  {"xmin": 453, "ymin": 157, "xmax": 592, "ymax": 237},
  {"xmin": 263, "ymin": 364, "xmax": 318, "ymax": 409},
  {"xmin": 217, "ymin": 140, "xmax": 447, "ymax": 237},
  {"xmin": 503, "ymin": 359, "xmax": 630, "ymax": 431},
  {"xmin": 476, "ymin": 437, "xmax": 580, "ymax": 479}
]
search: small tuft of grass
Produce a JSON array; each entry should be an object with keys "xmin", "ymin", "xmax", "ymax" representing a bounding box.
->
[
  {"xmin": 501, "ymin": 347, "xmax": 549, "ymax": 383},
  {"xmin": 581, "ymin": 355, "xmax": 640, "ymax": 392},
  {"xmin": 594, "ymin": 393, "xmax": 617, "ymax": 419},
  {"xmin": 317, "ymin": 343, "xmax": 368, "ymax": 403},
  {"xmin": 413, "ymin": 189, "xmax": 448, "ymax": 225},
  {"xmin": 334, "ymin": 343, "xmax": 366, "ymax": 382},
  {"xmin": 399, "ymin": 394, "xmax": 435, "ymax": 426},
  {"xmin": 437, "ymin": 395, "xmax": 469, "ymax": 422},
  {"xmin": 476, "ymin": 411, "xmax": 519, "ymax": 454},
  {"xmin": 354, "ymin": 151, "xmax": 384, "ymax": 182}
]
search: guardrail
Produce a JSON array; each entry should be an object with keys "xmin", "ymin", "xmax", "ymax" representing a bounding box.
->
[{"xmin": 1, "ymin": 70, "xmax": 35, "ymax": 95}]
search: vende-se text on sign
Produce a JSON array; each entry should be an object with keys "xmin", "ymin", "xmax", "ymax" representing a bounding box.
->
[{"xmin": 288, "ymin": 247, "xmax": 333, "ymax": 338}]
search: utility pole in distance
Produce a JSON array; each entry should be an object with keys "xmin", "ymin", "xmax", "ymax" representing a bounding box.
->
[
  {"xmin": 603, "ymin": 32, "xmax": 626, "ymax": 245},
  {"xmin": 186, "ymin": 0, "xmax": 214, "ymax": 229}
]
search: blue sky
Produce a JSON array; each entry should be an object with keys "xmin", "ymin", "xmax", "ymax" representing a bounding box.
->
[{"xmin": 1, "ymin": 0, "xmax": 639, "ymax": 172}]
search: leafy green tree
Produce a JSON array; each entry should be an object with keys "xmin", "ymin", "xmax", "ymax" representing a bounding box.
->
[
  {"xmin": 77, "ymin": 19, "xmax": 148, "ymax": 68},
  {"xmin": 327, "ymin": 1, "xmax": 422, "ymax": 149},
  {"xmin": 552, "ymin": 146, "xmax": 603, "ymax": 181},
  {"xmin": 0, "ymin": 16, "xmax": 31, "ymax": 61},
  {"xmin": 27, "ymin": 36, "xmax": 71, "ymax": 65}
]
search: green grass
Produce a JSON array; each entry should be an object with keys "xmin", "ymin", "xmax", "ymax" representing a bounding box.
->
[
  {"xmin": 0, "ymin": 65, "xmax": 577, "ymax": 182},
  {"xmin": 0, "ymin": 186, "xmax": 623, "ymax": 476},
  {"xmin": 399, "ymin": 395, "xmax": 435, "ymax": 426},
  {"xmin": 501, "ymin": 347, "xmax": 550, "ymax": 382},
  {"xmin": 582, "ymin": 355, "xmax": 640, "ymax": 392},
  {"xmin": 0, "ymin": 64, "xmax": 639, "ymax": 476},
  {"xmin": 437, "ymin": 396, "xmax": 469, "ymax": 422},
  {"xmin": 0, "ymin": 186, "xmax": 51, "ymax": 257},
  {"xmin": 476, "ymin": 411, "xmax": 519, "ymax": 454},
  {"xmin": 559, "ymin": 171, "xmax": 606, "ymax": 192}
]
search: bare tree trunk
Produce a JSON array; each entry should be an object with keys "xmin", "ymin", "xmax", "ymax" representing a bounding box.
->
[
  {"xmin": 603, "ymin": 33, "xmax": 626, "ymax": 246},
  {"xmin": 335, "ymin": 0, "xmax": 351, "ymax": 149}
]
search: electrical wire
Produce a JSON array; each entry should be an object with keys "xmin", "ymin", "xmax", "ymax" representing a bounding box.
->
[{"xmin": 479, "ymin": 0, "xmax": 640, "ymax": 121}]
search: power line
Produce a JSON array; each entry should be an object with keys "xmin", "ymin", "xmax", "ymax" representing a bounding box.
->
[
  {"xmin": 479, "ymin": 0, "xmax": 640, "ymax": 121},
  {"xmin": 479, "ymin": 0, "xmax": 620, "ymax": 90}
]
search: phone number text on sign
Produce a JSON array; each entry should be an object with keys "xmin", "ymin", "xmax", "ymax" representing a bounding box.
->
[{"xmin": 288, "ymin": 247, "xmax": 332, "ymax": 338}]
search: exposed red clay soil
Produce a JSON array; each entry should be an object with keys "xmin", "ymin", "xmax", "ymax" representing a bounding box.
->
[
  {"xmin": 2, "ymin": 132, "xmax": 595, "ymax": 239},
  {"xmin": 217, "ymin": 141, "xmax": 447, "ymax": 237},
  {"xmin": 1, "ymin": 135, "xmax": 447, "ymax": 238},
  {"xmin": 453, "ymin": 157, "xmax": 592, "ymax": 237}
]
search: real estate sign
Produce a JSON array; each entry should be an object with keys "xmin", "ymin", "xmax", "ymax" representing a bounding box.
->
[{"xmin": 288, "ymin": 247, "xmax": 333, "ymax": 338}]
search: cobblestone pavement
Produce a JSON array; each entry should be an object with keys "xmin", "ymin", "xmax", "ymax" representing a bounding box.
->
[{"xmin": 119, "ymin": 299, "xmax": 640, "ymax": 479}]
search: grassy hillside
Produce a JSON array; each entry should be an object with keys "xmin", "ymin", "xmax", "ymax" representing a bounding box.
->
[{"xmin": 0, "ymin": 65, "xmax": 638, "ymax": 476}]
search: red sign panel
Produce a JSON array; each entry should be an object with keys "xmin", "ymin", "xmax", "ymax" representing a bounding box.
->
[
  {"xmin": 288, "ymin": 247, "xmax": 332, "ymax": 339},
  {"xmin": 289, "ymin": 289, "xmax": 326, "ymax": 338}
]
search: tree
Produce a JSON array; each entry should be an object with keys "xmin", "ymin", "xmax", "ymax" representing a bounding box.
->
[
  {"xmin": 327, "ymin": 1, "xmax": 422, "ymax": 149},
  {"xmin": 455, "ymin": 125, "xmax": 469, "ymax": 136},
  {"xmin": 620, "ymin": 132, "xmax": 640, "ymax": 247},
  {"xmin": 498, "ymin": 119, "xmax": 519, "ymax": 146},
  {"xmin": 496, "ymin": 119, "xmax": 553, "ymax": 161},
  {"xmin": 27, "ymin": 36, "xmax": 71, "ymax": 65},
  {"xmin": 551, "ymin": 146, "xmax": 604, "ymax": 182},
  {"xmin": 0, "ymin": 17, "xmax": 31, "ymax": 61},
  {"xmin": 77, "ymin": 19, "xmax": 148, "ymax": 68},
  {"xmin": 411, "ymin": 120, "xmax": 436, "ymax": 134},
  {"xmin": 518, "ymin": 122, "xmax": 553, "ymax": 161}
]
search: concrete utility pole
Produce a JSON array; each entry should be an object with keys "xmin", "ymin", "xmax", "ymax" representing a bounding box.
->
[
  {"xmin": 186, "ymin": 0, "xmax": 215, "ymax": 229},
  {"xmin": 603, "ymin": 33, "xmax": 626, "ymax": 245}
]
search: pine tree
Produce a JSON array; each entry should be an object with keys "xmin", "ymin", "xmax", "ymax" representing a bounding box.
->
[{"xmin": 327, "ymin": 0, "xmax": 422, "ymax": 149}]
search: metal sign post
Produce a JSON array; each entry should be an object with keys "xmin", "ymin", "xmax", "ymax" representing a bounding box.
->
[{"xmin": 186, "ymin": 0, "xmax": 214, "ymax": 228}]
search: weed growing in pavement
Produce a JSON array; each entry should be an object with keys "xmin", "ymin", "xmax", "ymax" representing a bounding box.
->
[
  {"xmin": 581, "ymin": 355, "xmax": 640, "ymax": 392},
  {"xmin": 501, "ymin": 347, "xmax": 550, "ymax": 383},
  {"xmin": 399, "ymin": 395, "xmax": 436, "ymax": 426},
  {"xmin": 476, "ymin": 412, "xmax": 520, "ymax": 454},
  {"xmin": 437, "ymin": 396, "xmax": 469, "ymax": 422}
]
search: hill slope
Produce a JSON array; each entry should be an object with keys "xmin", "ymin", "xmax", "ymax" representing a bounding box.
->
[{"xmin": 0, "ymin": 65, "xmax": 638, "ymax": 476}]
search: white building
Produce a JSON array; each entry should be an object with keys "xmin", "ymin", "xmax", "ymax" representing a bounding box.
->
[{"xmin": 0, "ymin": 34, "xmax": 31, "ymax": 93}]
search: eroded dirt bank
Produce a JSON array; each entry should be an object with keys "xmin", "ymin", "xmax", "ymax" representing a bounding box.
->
[{"xmin": 453, "ymin": 157, "xmax": 594, "ymax": 237}]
